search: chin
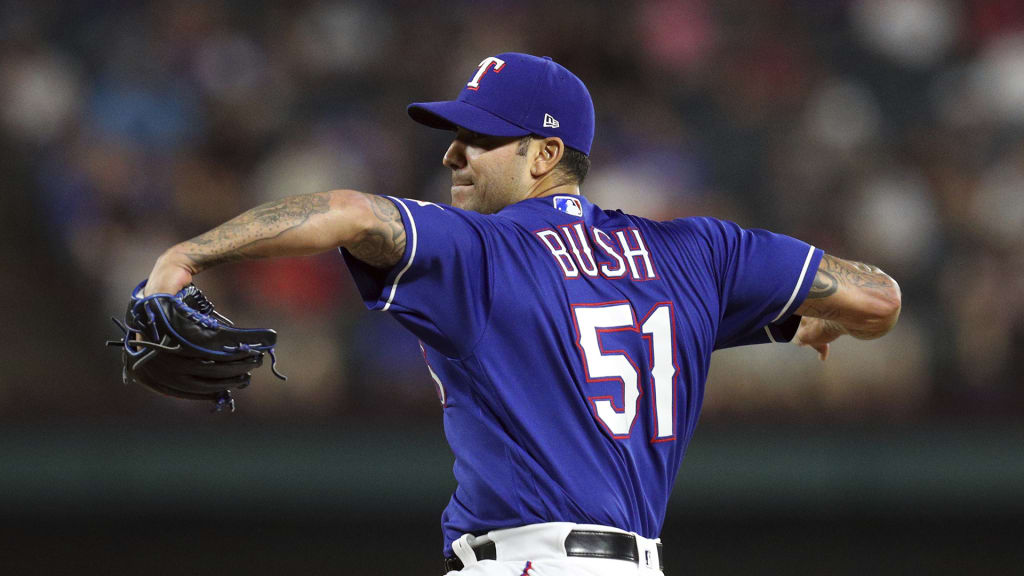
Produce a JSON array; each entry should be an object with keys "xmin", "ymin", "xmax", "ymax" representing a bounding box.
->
[{"xmin": 450, "ymin": 190, "xmax": 478, "ymax": 212}]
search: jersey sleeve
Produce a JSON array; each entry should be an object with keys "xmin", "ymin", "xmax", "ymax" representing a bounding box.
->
[
  {"xmin": 339, "ymin": 197, "xmax": 493, "ymax": 358},
  {"xmin": 676, "ymin": 217, "xmax": 823, "ymax": 349}
]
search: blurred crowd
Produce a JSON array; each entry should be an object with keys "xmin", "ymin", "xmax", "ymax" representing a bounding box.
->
[{"xmin": 1, "ymin": 0, "xmax": 1021, "ymax": 422}]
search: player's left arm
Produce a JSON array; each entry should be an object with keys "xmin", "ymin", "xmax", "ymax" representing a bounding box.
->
[
  {"xmin": 144, "ymin": 190, "xmax": 406, "ymax": 296},
  {"xmin": 792, "ymin": 254, "xmax": 902, "ymax": 359}
]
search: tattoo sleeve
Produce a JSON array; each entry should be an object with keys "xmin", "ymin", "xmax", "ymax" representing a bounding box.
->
[
  {"xmin": 345, "ymin": 195, "xmax": 407, "ymax": 269},
  {"xmin": 799, "ymin": 253, "xmax": 901, "ymax": 339},
  {"xmin": 180, "ymin": 192, "xmax": 333, "ymax": 272},
  {"xmin": 806, "ymin": 254, "xmax": 895, "ymax": 299}
]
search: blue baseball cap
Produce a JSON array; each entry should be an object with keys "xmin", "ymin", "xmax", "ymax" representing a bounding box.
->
[{"xmin": 408, "ymin": 53, "xmax": 595, "ymax": 155}]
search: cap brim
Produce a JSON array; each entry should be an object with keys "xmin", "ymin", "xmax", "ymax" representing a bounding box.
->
[{"xmin": 407, "ymin": 100, "xmax": 531, "ymax": 138}]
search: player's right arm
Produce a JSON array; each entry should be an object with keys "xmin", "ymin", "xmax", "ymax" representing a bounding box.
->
[
  {"xmin": 792, "ymin": 254, "xmax": 902, "ymax": 359},
  {"xmin": 144, "ymin": 190, "xmax": 406, "ymax": 295}
]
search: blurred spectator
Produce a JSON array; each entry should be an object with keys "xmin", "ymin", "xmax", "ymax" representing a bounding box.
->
[{"xmin": 2, "ymin": 0, "xmax": 1021, "ymax": 423}]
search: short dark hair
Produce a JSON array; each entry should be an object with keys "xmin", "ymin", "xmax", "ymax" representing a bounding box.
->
[
  {"xmin": 517, "ymin": 136, "xmax": 591, "ymax": 186},
  {"xmin": 556, "ymin": 146, "xmax": 591, "ymax": 186}
]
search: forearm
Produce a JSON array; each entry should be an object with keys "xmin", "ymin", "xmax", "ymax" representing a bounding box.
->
[
  {"xmin": 826, "ymin": 309, "xmax": 899, "ymax": 340},
  {"xmin": 796, "ymin": 255, "xmax": 902, "ymax": 340},
  {"xmin": 164, "ymin": 190, "xmax": 367, "ymax": 275},
  {"xmin": 799, "ymin": 298, "xmax": 900, "ymax": 341},
  {"xmin": 145, "ymin": 189, "xmax": 405, "ymax": 296}
]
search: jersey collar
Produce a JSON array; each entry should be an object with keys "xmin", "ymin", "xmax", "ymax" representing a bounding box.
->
[{"xmin": 497, "ymin": 194, "xmax": 594, "ymax": 221}]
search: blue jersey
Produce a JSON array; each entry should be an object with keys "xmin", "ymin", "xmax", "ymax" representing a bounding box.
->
[{"xmin": 341, "ymin": 194, "xmax": 822, "ymax": 556}]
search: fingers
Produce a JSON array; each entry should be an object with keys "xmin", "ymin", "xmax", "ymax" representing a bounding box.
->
[
  {"xmin": 793, "ymin": 317, "xmax": 843, "ymax": 362},
  {"xmin": 796, "ymin": 338, "xmax": 830, "ymax": 362},
  {"xmin": 816, "ymin": 342, "xmax": 829, "ymax": 362}
]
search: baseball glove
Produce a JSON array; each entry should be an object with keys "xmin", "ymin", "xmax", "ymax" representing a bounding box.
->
[{"xmin": 106, "ymin": 280, "xmax": 286, "ymax": 412}]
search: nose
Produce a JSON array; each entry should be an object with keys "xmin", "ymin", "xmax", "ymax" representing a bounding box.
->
[{"xmin": 443, "ymin": 138, "xmax": 466, "ymax": 170}]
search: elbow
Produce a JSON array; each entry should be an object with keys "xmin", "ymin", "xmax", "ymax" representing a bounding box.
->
[
  {"xmin": 878, "ymin": 280, "xmax": 902, "ymax": 329},
  {"xmin": 887, "ymin": 279, "xmax": 902, "ymax": 319},
  {"xmin": 328, "ymin": 188, "xmax": 364, "ymax": 212},
  {"xmin": 860, "ymin": 279, "xmax": 902, "ymax": 339},
  {"xmin": 327, "ymin": 189, "xmax": 372, "ymax": 247}
]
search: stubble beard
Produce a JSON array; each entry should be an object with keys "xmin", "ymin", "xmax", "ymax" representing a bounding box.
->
[{"xmin": 454, "ymin": 184, "xmax": 498, "ymax": 215}]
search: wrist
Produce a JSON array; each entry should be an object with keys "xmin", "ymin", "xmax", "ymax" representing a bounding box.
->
[
  {"xmin": 144, "ymin": 248, "xmax": 197, "ymax": 296},
  {"xmin": 160, "ymin": 245, "xmax": 199, "ymax": 275}
]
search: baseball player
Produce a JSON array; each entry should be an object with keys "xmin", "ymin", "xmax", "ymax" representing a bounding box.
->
[{"xmin": 142, "ymin": 53, "xmax": 901, "ymax": 575}]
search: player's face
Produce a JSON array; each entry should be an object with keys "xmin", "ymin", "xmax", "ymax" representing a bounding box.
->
[{"xmin": 443, "ymin": 128, "xmax": 531, "ymax": 214}]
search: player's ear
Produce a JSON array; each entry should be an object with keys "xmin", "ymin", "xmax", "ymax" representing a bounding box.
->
[{"xmin": 530, "ymin": 137, "xmax": 564, "ymax": 178}]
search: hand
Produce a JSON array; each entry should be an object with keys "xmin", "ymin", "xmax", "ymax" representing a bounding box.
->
[
  {"xmin": 793, "ymin": 316, "xmax": 846, "ymax": 361},
  {"xmin": 143, "ymin": 248, "xmax": 195, "ymax": 296}
]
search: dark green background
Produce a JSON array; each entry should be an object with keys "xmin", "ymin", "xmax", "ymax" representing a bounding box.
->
[{"xmin": 2, "ymin": 422, "xmax": 1021, "ymax": 574}]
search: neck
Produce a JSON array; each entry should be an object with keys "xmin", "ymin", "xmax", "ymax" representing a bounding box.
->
[{"xmin": 525, "ymin": 178, "xmax": 579, "ymax": 201}]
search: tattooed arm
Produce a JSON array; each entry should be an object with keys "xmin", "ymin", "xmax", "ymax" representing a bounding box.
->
[
  {"xmin": 144, "ymin": 190, "xmax": 406, "ymax": 295},
  {"xmin": 791, "ymin": 254, "xmax": 902, "ymax": 360}
]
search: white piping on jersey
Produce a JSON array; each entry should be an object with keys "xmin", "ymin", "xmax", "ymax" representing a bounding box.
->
[
  {"xmin": 381, "ymin": 197, "xmax": 418, "ymax": 312},
  {"xmin": 770, "ymin": 245, "xmax": 817, "ymax": 324},
  {"xmin": 764, "ymin": 325, "xmax": 777, "ymax": 343}
]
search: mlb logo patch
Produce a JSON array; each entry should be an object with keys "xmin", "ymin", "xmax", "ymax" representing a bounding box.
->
[{"xmin": 553, "ymin": 195, "xmax": 583, "ymax": 217}]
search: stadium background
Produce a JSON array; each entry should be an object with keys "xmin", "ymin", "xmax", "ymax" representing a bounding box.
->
[{"xmin": 1, "ymin": 0, "xmax": 1022, "ymax": 573}]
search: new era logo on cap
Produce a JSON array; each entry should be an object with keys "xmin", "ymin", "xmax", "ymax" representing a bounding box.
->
[{"xmin": 407, "ymin": 53, "xmax": 595, "ymax": 155}]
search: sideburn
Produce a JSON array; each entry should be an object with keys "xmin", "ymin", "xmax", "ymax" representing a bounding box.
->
[{"xmin": 515, "ymin": 136, "xmax": 532, "ymax": 157}]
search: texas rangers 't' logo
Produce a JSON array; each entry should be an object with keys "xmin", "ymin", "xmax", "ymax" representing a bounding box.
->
[{"xmin": 467, "ymin": 56, "xmax": 506, "ymax": 90}]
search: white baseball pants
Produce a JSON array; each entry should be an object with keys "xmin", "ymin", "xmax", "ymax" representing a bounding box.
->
[{"xmin": 444, "ymin": 522, "xmax": 665, "ymax": 576}]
